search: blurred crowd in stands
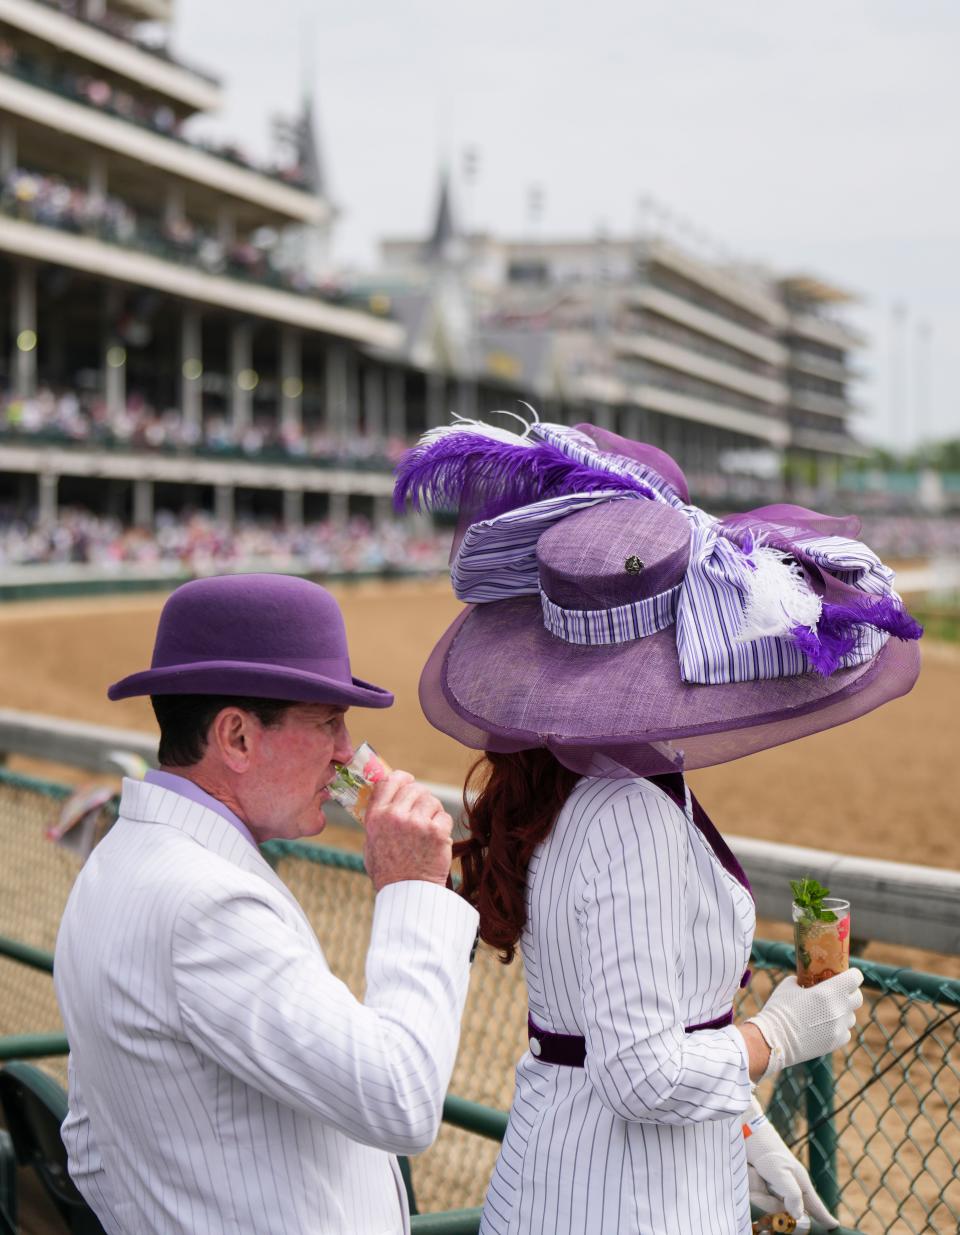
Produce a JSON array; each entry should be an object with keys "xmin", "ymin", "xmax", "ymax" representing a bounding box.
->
[
  {"xmin": 1, "ymin": 386, "xmax": 406, "ymax": 467},
  {"xmin": 0, "ymin": 505, "xmax": 957, "ymax": 578},
  {"xmin": 0, "ymin": 509, "xmax": 451, "ymax": 576},
  {"xmin": 0, "ymin": 167, "xmax": 326, "ymax": 296},
  {"xmin": 0, "ymin": 38, "xmax": 308, "ymax": 186},
  {"xmin": 2, "ymin": 391, "xmax": 959, "ymax": 567},
  {"xmin": 855, "ymin": 515, "xmax": 960, "ymax": 562}
]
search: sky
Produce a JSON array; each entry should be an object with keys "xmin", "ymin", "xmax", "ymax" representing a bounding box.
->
[{"xmin": 172, "ymin": 0, "xmax": 960, "ymax": 453}]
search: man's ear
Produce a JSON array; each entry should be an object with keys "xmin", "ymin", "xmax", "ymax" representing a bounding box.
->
[{"xmin": 210, "ymin": 707, "xmax": 256, "ymax": 773}]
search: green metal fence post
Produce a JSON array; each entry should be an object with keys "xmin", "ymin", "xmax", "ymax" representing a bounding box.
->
[
  {"xmin": 768, "ymin": 1068, "xmax": 803, "ymax": 1141},
  {"xmin": 805, "ymin": 1053, "xmax": 839, "ymax": 1215}
]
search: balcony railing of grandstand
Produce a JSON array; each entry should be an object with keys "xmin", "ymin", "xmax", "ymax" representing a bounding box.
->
[
  {"xmin": 625, "ymin": 308, "xmax": 780, "ymax": 379},
  {"xmin": 0, "ymin": 41, "xmax": 309, "ymax": 187},
  {"xmin": 788, "ymin": 389, "xmax": 853, "ymax": 420},
  {"xmin": 643, "ymin": 264, "xmax": 779, "ymax": 335},
  {"xmin": 0, "ymin": 166, "xmax": 337, "ymax": 299},
  {"xmin": 788, "ymin": 410, "xmax": 855, "ymax": 437},
  {"xmin": 26, "ymin": 0, "xmax": 220, "ymax": 85},
  {"xmin": 619, "ymin": 357, "xmax": 783, "ymax": 418},
  {"xmin": 787, "ymin": 350, "xmax": 853, "ymax": 384}
]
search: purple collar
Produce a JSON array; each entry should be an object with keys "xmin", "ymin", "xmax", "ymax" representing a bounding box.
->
[
  {"xmin": 143, "ymin": 769, "xmax": 259, "ymax": 849},
  {"xmin": 648, "ymin": 773, "xmax": 752, "ymax": 895}
]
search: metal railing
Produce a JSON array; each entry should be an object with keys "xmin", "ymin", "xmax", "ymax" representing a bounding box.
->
[
  {"xmin": 1, "ymin": 710, "xmax": 958, "ymax": 955},
  {"xmin": 1, "ymin": 769, "xmax": 957, "ymax": 1231},
  {"xmin": 0, "ymin": 189, "xmax": 324, "ymax": 301},
  {"xmin": 0, "ymin": 59, "xmax": 306, "ymax": 189}
]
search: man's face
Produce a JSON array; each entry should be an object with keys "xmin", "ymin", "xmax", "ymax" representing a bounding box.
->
[{"xmin": 240, "ymin": 702, "xmax": 354, "ymax": 843}]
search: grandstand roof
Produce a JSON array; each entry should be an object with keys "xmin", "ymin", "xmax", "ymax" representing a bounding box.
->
[{"xmin": 779, "ymin": 274, "xmax": 858, "ymax": 305}]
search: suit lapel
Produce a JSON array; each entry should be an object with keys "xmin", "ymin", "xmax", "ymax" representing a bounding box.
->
[{"xmin": 118, "ymin": 778, "xmax": 319, "ymax": 933}]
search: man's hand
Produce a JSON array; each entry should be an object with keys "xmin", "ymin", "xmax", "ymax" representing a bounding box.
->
[{"xmin": 362, "ymin": 771, "xmax": 454, "ymax": 892}]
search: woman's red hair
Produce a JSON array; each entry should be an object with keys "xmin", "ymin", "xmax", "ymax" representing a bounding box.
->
[{"xmin": 454, "ymin": 750, "xmax": 580, "ymax": 963}]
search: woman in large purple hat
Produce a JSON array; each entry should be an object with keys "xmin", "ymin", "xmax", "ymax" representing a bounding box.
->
[{"xmin": 395, "ymin": 415, "xmax": 922, "ymax": 1235}]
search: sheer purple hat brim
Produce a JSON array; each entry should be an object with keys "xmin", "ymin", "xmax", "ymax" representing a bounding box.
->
[
  {"xmin": 108, "ymin": 662, "xmax": 394, "ymax": 708},
  {"xmin": 419, "ymin": 602, "xmax": 920, "ymax": 775}
]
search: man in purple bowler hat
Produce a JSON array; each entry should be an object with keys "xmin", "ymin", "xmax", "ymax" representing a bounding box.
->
[{"xmin": 54, "ymin": 573, "xmax": 480, "ymax": 1235}]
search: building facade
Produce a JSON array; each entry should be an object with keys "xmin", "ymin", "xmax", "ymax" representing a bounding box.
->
[
  {"xmin": 0, "ymin": 0, "xmax": 439, "ymax": 530},
  {"xmin": 380, "ymin": 216, "xmax": 868, "ymax": 495},
  {"xmin": 0, "ymin": 3, "xmax": 868, "ymax": 541}
]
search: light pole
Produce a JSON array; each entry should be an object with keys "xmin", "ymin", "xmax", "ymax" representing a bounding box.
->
[{"xmin": 889, "ymin": 300, "xmax": 908, "ymax": 458}]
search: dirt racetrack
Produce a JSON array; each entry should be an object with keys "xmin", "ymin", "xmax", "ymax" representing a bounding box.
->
[{"xmin": 1, "ymin": 579, "xmax": 957, "ymax": 865}]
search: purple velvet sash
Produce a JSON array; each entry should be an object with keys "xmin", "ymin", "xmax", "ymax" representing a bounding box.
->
[{"xmin": 527, "ymin": 775, "xmax": 751, "ymax": 1068}]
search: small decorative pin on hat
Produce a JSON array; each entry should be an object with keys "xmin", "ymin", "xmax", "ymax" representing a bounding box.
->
[{"xmin": 625, "ymin": 555, "xmax": 644, "ymax": 575}]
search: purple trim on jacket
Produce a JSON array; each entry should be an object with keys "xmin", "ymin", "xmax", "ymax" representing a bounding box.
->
[
  {"xmin": 526, "ymin": 775, "xmax": 751, "ymax": 1068},
  {"xmin": 143, "ymin": 770, "xmax": 258, "ymax": 849},
  {"xmin": 648, "ymin": 773, "xmax": 753, "ymax": 895}
]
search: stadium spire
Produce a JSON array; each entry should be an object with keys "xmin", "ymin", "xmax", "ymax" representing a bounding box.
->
[{"xmin": 424, "ymin": 164, "xmax": 458, "ymax": 265}]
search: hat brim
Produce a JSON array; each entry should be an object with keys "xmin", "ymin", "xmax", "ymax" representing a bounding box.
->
[
  {"xmin": 108, "ymin": 661, "xmax": 393, "ymax": 708},
  {"xmin": 419, "ymin": 599, "xmax": 920, "ymax": 773}
]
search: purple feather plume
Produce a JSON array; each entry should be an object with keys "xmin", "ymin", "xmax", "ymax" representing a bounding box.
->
[
  {"xmin": 790, "ymin": 594, "xmax": 924, "ymax": 676},
  {"xmin": 393, "ymin": 431, "xmax": 656, "ymax": 518}
]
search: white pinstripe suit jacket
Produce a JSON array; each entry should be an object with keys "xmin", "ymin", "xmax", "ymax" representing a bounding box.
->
[
  {"xmin": 481, "ymin": 776, "xmax": 756, "ymax": 1235},
  {"xmin": 53, "ymin": 778, "xmax": 479, "ymax": 1235}
]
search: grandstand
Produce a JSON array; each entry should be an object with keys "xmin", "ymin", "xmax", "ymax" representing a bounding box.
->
[
  {"xmin": 377, "ymin": 184, "xmax": 870, "ymax": 480},
  {"xmin": 0, "ymin": 0, "xmax": 947, "ymax": 569},
  {"xmin": 0, "ymin": 0, "xmax": 566, "ymax": 537}
]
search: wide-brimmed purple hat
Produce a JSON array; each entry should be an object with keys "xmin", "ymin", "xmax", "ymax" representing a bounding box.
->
[
  {"xmin": 107, "ymin": 573, "xmax": 393, "ymax": 709},
  {"xmin": 394, "ymin": 415, "xmax": 922, "ymax": 775}
]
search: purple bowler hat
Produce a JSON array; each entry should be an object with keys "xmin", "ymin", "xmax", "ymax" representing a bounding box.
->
[{"xmin": 107, "ymin": 574, "xmax": 393, "ymax": 708}]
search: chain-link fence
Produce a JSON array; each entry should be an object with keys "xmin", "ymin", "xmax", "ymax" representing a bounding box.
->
[
  {"xmin": 0, "ymin": 771, "xmax": 79, "ymax": 1090},
  {"xmin": 1, "ymin": 770, "xmax": 958, "ymax": 1233}
]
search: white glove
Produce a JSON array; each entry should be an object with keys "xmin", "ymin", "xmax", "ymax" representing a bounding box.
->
[
  {"xmin": 748, "ymin": 1169, "xmax": 812, "ymax": 1232},
  {"xmin": 744, "ymin": 1096, "xmax": 838, "ymax": 1229},
  {"xmin": 746, "ymin": 969, "xmax": 863, "ymax": 1079}
]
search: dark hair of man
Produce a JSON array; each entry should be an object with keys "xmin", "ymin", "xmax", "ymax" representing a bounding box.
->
[{"xmin": 150, "ymin": 695, "xmax": 296, "ymax": 768}]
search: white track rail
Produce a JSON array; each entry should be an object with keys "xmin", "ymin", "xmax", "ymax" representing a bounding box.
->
[{"xmin": 1, "ymin": 707, "xmax": 957, "ymax": 956}]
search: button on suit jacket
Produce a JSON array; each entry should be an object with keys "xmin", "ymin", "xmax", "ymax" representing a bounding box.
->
[{"xmin": 54, "ymin": 778, "xmax": 479, "ymax": 1235}]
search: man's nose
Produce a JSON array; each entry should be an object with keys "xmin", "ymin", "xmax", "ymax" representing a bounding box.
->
[{"xmin": 333, "ymin": 722, "xmax": 353, "ymax": 766}]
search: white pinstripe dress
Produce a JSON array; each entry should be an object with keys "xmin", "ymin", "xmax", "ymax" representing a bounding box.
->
[{"xmin": 480, "ymin": 775, "xmax": 756, "ymax": 1235}]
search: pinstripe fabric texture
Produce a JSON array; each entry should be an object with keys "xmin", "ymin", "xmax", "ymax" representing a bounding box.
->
[
  {"xmin": 528, "ymin": 424, "xmax": 680, "ymax": 506},
  {"xmin": 675, "ymin": 511, "xmax": 889, "ymax": 684},
  {"xmin": 480, "ymin": 777, "xmax": 755, "ymax": 1235},
  {"xmin": 54, "ymin": 779, "xmax": 479, "ymax": 1235},
  {"xmin": 451, "ymin": 491, "xmax": 638, "ymax": 603},
  {"xmin": 540, "ymin": 584, "xmax": 681, "ymax": 646}
]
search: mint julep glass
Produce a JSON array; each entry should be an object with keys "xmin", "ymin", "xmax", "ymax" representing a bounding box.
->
[
  {"xmin": 792, "ymin": 898, "xmax": 851, "ymax": 988},
  {"xmin": 327, "ymin": 741, "xmax": 391, "ymax": 823}
]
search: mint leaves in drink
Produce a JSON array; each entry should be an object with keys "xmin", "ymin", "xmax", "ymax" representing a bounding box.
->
[{"xmin": 790, "ymin": 876, "xmax": 838, "ymax": 923}]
